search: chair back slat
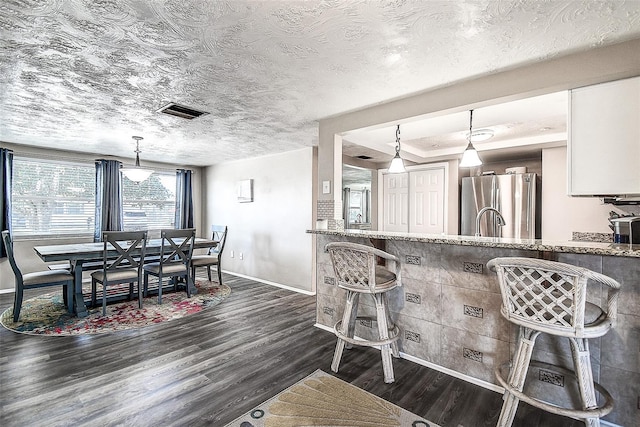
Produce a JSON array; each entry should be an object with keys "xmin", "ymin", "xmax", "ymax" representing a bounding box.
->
[
  {"xmin": 101, "ymin": 230, "xmax": 147, "ymax": 271},
  {"xmin": 1, "ymin": 230, "xmax": 22, "ymax": 281},
  {"xmin": 488, "ymin": 257, "xmax": 603, "ymax": 336},
  {"xmin": 209, "ymin": 225, "xmax": 227, "ymax": 256},
  {"xmin": 326, "ymin": 243, "xmax": 380, "ymax": 292},
  {"xmin": 160, "ymin": 228, "xmax": 195, "ymax": 265}
]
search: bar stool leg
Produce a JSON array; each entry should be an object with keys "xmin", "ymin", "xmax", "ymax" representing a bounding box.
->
[
  {"xmin": 384, "ymin": 293, "xmax": 400, "ymax": 358},
  {"xmin": 332, "ymin": 291, "xmax": 358, "ymax": 373},
  {"xmin": 375, "ymin": 293, "xmax": 395, "ymax": 383},
  {"xmin": 569, "ymin": 337, "xmax": 600, "ymax": 427},
  {"xmin": 498, "ymin": 327, "xmax": 541, "ymax": 427},
  {"xmin": 344, "ymin": 293, "xmax": 360, "ymax": 350}
]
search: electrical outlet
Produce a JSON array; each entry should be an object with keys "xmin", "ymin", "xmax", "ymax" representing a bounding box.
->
[
  {"xmin": 239, "ymin": 252, "xmax": 244, "ymax": 260},
  {"xmin": 230, "ymin": 250, "xmax": 234, "ymax": 258}
]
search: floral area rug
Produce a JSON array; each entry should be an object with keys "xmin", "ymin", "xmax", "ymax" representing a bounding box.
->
[
  {"xmin": 225, "ymin": 370, "xmax": 440, "ymax": 427},
  {"xmin": 0, "ymin": 280, "xmax": 231, "ymax": 336}
]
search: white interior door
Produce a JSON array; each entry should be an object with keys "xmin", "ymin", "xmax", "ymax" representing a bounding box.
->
[
  {"xmin": 382, "ymin": 172, "xmax": 408, "ymax": 232},
  {"xmin": 409, "ymin": 168, "xmax": 445, "ymax": 234}
]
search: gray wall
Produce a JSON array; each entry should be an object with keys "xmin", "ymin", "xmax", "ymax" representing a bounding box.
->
[{"xmin": 203, "ymin": 147, "xmax": 315, "ymax": 293}]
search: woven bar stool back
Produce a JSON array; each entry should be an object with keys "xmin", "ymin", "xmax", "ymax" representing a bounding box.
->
[
  {"xmin": 488, "ymin": 257, "xmax": 620, "ymax": 427},
  {"xmin": 326, "ymin": 242, "xmax": 402, "ymax": 383}
]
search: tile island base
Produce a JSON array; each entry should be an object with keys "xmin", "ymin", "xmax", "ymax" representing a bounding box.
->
[{"xmin": 309, "ymin": 230, "xmax": 639, "ymax": 427}]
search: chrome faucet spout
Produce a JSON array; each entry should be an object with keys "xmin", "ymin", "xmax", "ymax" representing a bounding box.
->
[{"xmin": 475, "ymin": 207, "xmax": 506, "ymax": 237}]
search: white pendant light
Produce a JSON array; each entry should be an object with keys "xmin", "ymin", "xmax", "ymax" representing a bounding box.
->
[
  {"xmin": 388, "ymin": 124, "xmax": 406, "ymax": 173},
  {"xmin": 459, "ymin": 110, "xmax": 483, "ymax": 168},
  {"xmin": 121, "ymin": 136, "xmax": 153, "ymax": 182}
]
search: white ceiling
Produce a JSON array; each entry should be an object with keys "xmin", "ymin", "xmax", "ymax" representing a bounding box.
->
[
  {"xmin": 1, "ymin": 1, "xmax": 639, "ymax": 167},
  {"xmin": 342, "ymin": 90, "xmax": 570, "ymax": 164}
]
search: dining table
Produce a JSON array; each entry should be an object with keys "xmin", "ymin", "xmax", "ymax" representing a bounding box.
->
[{"xmin": 33, "ymin": 237, "xmax": 218, "ymax": 317}]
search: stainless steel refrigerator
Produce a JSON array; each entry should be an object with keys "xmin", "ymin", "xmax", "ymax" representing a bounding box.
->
[{"xmin": 460, "ymin": 173, "xmax": 539, "ymax": 239}]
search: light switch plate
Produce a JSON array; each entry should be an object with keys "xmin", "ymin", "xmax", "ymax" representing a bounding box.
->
[{"xmin": 322, "ymin": 180, "xmax": 331, "ymax": 194}]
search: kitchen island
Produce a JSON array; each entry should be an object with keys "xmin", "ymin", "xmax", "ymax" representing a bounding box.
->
[{"xmin": 308, "ymin": 229, "xmax": 639, "ymax": 427}]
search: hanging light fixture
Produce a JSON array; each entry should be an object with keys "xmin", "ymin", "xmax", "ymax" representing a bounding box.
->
[
  {"xmin": 121, "ymin": 136, "xmax": 153, "ymax": 182},
  {"xmin": 388, "ymin": 124, "xmax": 406, "ymax": 173},
  {"xmin": 459, "ymin": 110, "xmax": 483, "ymax": 168}
]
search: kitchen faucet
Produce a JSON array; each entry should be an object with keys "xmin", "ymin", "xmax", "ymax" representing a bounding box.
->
[{"xmin": 475, "ymin": 207, "xmax": 506, "ymax": 237}]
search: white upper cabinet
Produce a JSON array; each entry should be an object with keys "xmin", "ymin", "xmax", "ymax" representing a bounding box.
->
[{"xmin": 568, "ymin": 76, "xmax": 640, "ymax": 196}]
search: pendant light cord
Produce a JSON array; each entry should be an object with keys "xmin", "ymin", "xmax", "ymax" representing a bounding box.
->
[
  {"xmin": 395, "ymin": 125, "xmax": 401, "ymax": 153},
  {"xmin": 468, "ymin": 109, "xmax": 474, "ymax": 142}
]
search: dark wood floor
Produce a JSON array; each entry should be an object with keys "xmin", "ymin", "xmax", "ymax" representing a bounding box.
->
[{"xmin": 0, "ymin": 273, "xmax": 583, "ymax": 427}]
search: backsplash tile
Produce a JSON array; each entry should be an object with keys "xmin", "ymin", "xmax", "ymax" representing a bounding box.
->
[{"xmin": 572, "ymin": 232, "xmax": 612, "ymax": 243}]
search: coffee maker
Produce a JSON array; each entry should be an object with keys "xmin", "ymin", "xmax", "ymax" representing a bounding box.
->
[{"xmin": 609, "ymin": 216, "xmax": 640, "ymax": 244}]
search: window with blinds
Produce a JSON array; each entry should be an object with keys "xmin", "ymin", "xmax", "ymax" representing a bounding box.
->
[
  {"xmin": 10, "ymin": 157, "xmax": 178, "ymax": 237},
  {"xmin": 122, "ymin": 172, "xmax": 176, "ymax": 232},
  {"xmin": 11, "ymin": 157, "xmax": 96, "ymax": 237}
]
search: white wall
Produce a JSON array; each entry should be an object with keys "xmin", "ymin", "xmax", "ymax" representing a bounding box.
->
[
  {"xmin": 541, "ymin": 146, "xmax": 620, "ymax": 240},
  {"xmin": 203, "ymin": 148, "xmax": 315, "ymax": 293}
]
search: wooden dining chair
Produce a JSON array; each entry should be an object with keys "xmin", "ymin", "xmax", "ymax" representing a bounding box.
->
[
  {"xmin": 191, "ymin": 225, "xmax": 227, "ymax": 284},
  {"xmin": 2, "ymin": 230, "xmax": 74, "ymax": 322},
  {"xmin": 91, "ymin": 230, "xmax": 147, "ymax": 316},
  {"xmin": 143, "ymin": 228, "xmax": 195, "ymax": 304}
]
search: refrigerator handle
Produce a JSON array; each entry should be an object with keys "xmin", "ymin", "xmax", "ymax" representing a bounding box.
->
[
  {"xmin": 495, "ymin": 187, "xmax": 501, "ymax": 237},
  {"xmin": 525, "ymin": 175, "xmax": 531, "ymax": 233}
]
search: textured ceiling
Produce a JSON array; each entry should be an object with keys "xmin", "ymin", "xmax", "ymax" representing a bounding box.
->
[{"xmin": 1, "ymin": 0, "xmax": 639, "ymax": 167}]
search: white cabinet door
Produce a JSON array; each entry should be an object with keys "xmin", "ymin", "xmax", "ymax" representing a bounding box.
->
[
  {"xmin": 569, "ymin": 76, "xmax": 640, "ymax": 195},
  {"xmin": 409, "ymin": 168, "xmax": 445, "ymax": 234},
  {"xmin": 382, "ymin": 173, "xmax": 409, "ymax": 232}
]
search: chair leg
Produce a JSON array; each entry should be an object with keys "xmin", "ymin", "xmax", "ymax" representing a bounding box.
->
[
  {"xmin": 13, "ymin": 287, "xmax": 24, "ymax": 322},
  {"xmin": 374, "ymin": 293, "xmax": 395, "ymax": 383},
  {"xmin": 344, "ymin": 293, "xmax": 360, "ymax": 350},
  {"xmin": 384, "ymin": 292, "xmax": 400, "ymax": 358},
  {"xmin": 207, "ymin": 266, "xmax": 212, "ymax": 282},
  {"xmin": 569, "ymin": 337, "xmax": 600, "ymax": 427},
  {"xmin": 187, "ymin": 272, "xmax": 193, "ymax": 297},
  {"xmin": 217, "ymin": 264, "xmax": 222, "ymax": 285},
  {"xmin": 497, "ymin": 327, "xmax": 541, "ymax": 427},
  {"xmin": 157, "ymin": 272, "xmax": 163, "ymax": 304},
  {"xmin": 332, "ymin": 291, "xmax": 358, "ymax": 374},
  {"xmin": 137, "ymin": 279, "xmax": 143, "ymax": 310},
  {"xmin": 143, "ymin": 273, "xmax": 149, "ymax": 298},
  {"xmin": 62, "ymin": 284, "xmax": 68, "ymax": 307},
  {"xmin": 91, "ymin": 278, "xmax": 98, "ymax": 307},
  {"xmin": 102, "ymin": 282, "xmax": 108, "ymax": 316},
  {"xmin": 128, "ymin": 282, "xmax": 134, "ymax": 300}
]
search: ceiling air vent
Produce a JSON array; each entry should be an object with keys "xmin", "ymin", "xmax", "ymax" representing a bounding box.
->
[
  {"xmin": 157, "ymin": 103, "xmax": 209, "ymax": 120},
  {"xmin": 356, "ymin": 155, "xmax": 373, "ymax": 160}
]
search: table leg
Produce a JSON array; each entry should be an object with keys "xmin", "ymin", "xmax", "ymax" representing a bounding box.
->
[
  {"xmin": 71, "ymin": 260, "xmax": 89, "ymax": 317},
  {"xmin": 188, "ymin": 271, "xmax": 198, "ymax": 296}
]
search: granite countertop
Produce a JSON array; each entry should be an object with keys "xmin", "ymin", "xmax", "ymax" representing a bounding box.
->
[{"xmin": 307, "ymin": 229, "xmax": 640, "ymax": 258}]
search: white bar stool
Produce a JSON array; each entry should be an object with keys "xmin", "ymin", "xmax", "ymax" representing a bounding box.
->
[
  {"xmin": 326, "ymin": 242, "xmax": 402, "ymax": 383},
  {"xmin": 487, "ymin": 257, "xmax": 620, "ymax": 427}
]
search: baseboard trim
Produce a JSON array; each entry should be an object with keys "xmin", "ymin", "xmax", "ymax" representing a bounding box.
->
[
  {"xmin": 399, "ymin": 352, "xmax": 504, "ymax": 393},
  {"xmin": 313, "ymin": 323, "xmax": 623, "ymax": 426},
  {"xmin": 314, "ymin": 322, "xmax": 502, "ymax": 393},
  {"xmin": 224, "ymin": 271, "xmax": 315, "ymax": 296},
  {"xmin": 2, "ymin": 273, "xmax": 316, "ymax": 296}
]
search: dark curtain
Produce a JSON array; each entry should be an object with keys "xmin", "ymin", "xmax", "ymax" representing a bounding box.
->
[
  {"xmin": 94, "ymin": 159, "xmax": 123, "ymax": 242},
  {"xmin": 0, "ymin": 148, "xmax": 13, "ymax": 257},
  {"xmin": 175, "ymin": 169, "xmax": 193, "ymax": 229}
]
